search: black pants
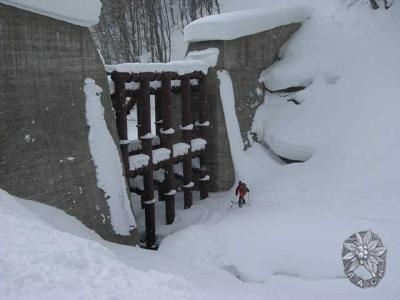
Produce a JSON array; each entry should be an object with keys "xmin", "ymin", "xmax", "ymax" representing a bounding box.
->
[{"xmin": 239, "ymin": 196, "xmax": 246, "ymax": 207}]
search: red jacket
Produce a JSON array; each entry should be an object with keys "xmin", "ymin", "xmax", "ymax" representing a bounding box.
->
[{"xmin": 235, "ymin": 183, "xmax": 249, "ymax": 198}]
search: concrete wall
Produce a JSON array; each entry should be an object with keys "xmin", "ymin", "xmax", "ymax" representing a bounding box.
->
[
  {"xmin": 0, "ymin": 4, "xmax": 138, "ymax": 245},
  {"xmin": 187, "ymin": 23, "xmax": 301, "ymax": 191}
]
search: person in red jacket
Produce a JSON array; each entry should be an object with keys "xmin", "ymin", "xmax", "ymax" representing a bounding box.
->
[{"xmin": 235, "ymin": 181, "xmax": 250, "ymax": 208}]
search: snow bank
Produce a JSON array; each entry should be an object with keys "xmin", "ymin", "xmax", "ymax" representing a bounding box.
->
[
  {"xmin": 105, "ymin": 48, "xmax": 219, "ymax": 75},
  {"xmin": 84, "ymin": 78, "xmax": 135, "ymax": 235},
  {"xmin": 159, "ymin": 2, "xmax": 400, "ymax": 298},
  {"xmin": 0, "ymin": 0, "xmax": 101, "ymax": 27},
  {"xmin": 184, "ymin": 6, "xmax": 313, "ymax": 43},
  {"xmin": 252, "ymin": 93, "xmax": 314, "ymax": 161},
  {"xmin": 253, "ymin": 0, "xmax": 400, "ymax": 194},
  {"xmin": 0, "ymin": 189, "xmax": 197, "ymax": 300}
]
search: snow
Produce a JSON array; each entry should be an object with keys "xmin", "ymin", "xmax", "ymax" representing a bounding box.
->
[
  {"xmin": 185, "ymin": 48, "xmax": 220, "ymax": 68},
  {"xmin": 144, "ymin": 199, "xmax": 157, "ymax": 205},
  {"xmin": 153, "ymin": 148, "xmax": 171, "ymax": 164},
  {"xmin": 180, "ymin": 124, "xmax": 194, "ymax": 131},
  {"xmin": 106, "ymin": 48, "xmax": 219, "ymax": 75},
  {"xmin": 129, "ymin": 154, "xmax": 150, "ymax": 170},
  {"xmin": 199, "ymin": 175, "xmax": 210, "ymax": 181},
  {"xmin": 158, "ymin": 1, "xmax": 400, "ymax": 298},
  {"xmin": 253, "ymin": 93, "xmax": 314, "ymax": 161},
  {"xmin": 164, "ymin": 189, "xmax": 177, "ymax": 196},
  {"xmin": 0, "ymin": 189, "xmax": 198, "ymax": 300},
  {"xmin": 184, "ymin": 5, "xmax": 313, "ymax": 43},
  {"xmin": 252, "ymin": 0, "xmax": 400, "ymax": 194},
  {"xmin": 84, "ymin": 78, "xmax": 135, "ymax": 235},
  {"xmin": 5, "ymin": 1, "xmax": 400, "ymax": 299},
  {"xmin": 173, "ymin": 143, "xmax": 191, "ymax": 157},
  {"xmin": 128, "ymin": 136, "xmax": 161, "ymax": 152},
  {"xmin": 160, "ymin": 128, "xmax": 175, "ymax": 135},
  {"xmin": 195, "ymin": 120, "xmax": 210, "ymax": 127},
  {"xmin": 119, "ymin": 139, "xmax": 130, "ymax": 145},
  {"xmin": 106, "ymin": 61, "xmax": 207, "ymax": 75},
  {"xmin": 140, "ymin": 133, "xmax": 155, "ymax": 140},
  {"xmin": 191, "ymin": 138, "xmax": 207, "ymax": 152},
  {"xmin": 0, "ymin": 0, "xmax": 101, "ymax": 27},
  {"xmin": 182, "ymin": 182, "xmax": 195, "ymax": 188}
]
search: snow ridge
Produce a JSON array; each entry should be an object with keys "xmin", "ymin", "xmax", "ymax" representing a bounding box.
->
[
  {"xmin": 0, "ymin": 189, "xmax": 196, "ymax": 300},
  {"xmin": 84, "ymin": 78, "xmax": 136, "ymax": 235}
]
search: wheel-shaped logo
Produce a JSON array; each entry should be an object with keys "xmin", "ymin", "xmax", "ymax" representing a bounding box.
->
[{"xmin": 342, "ymin": 231, "xmax": 387, "ymax": 288}]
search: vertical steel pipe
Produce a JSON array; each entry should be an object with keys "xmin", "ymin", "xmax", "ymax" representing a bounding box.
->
[
  {"xmin": 161, "ymin": 74, "xmax": 176, "ymax": 224},
  {"xmin": 181, "ymin": 76, "xmax": 193, "ymax": 209},
  {"xmin": 140, "ymin": 76, "xmax": 156, "ymax": 248}
]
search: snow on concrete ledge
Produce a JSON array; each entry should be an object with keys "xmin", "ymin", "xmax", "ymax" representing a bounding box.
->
[
  {"xmin": 0, "ymin": 0, "xmax": 101, "ymax": 27},
  {"xmin": 184, "ymin": 6, "xmax": 313, "ymax": 43},
  {"xmin": 84, "ymin": 78, "xmax": 136, "ymax": 235},
  {"xmin": 185, "ymin": 48, "xmax": 219, "ymax": 68}
]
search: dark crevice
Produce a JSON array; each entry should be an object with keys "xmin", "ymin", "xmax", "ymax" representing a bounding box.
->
[
  {"xmin": 279, "ymin": 156, "xmax": 305, "ymax": 164},
  {"xmin": 287, "ymin": 98, "xmax": 301, "ymax": 105},
  {"xmin": 261, "ymin": 82, "xmax": 306, "ymax": 94}
]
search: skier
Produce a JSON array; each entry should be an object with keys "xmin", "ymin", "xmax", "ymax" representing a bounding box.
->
[
  {"xmin": 235, "ymin": 181, "xmax": 250, "ymax": 208},
  {"xmin": 370, "ymin": 0, "xmax": 392, "ymax": 9}
]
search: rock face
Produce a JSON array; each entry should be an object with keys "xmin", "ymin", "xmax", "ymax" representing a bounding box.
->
[
  {"xmin": 0, "ymin": 4, "xmax": 138, "ymax": 245},
  {"xmin": 187, "ymin": 23, "xmax": 302, "ymax": 191}
]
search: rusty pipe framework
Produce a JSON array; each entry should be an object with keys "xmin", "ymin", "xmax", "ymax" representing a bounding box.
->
[{"xmin": 110, "ymin": 70, "xmax": 210, "ymax": 249}]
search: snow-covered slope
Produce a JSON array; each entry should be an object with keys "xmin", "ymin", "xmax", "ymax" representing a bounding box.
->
[
  {"xmin": 3, "ymin": 1, "xmax": 400, "ymax": 299},
  {"xmin": 0, "ymin": 189, "xmax": 196, "ymax": 300},
  {"xmin": 0, "ymin": 0, "xmax": 101, "ymax": 27},
  {"xmin": 254, "ymin": 0, "xmax": 400, "ymax": 196},
  {"xmin": 0, "ymin": 188, "xmax": 285, "ymax": 300},
  {"xmin": 159, "ymin": 0, "xmax": 400, "ymax": 298}
]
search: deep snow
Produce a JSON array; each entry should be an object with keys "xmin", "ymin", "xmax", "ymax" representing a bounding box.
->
[
  {"xmin": 105, "ymin": 48, "xmax": 219, "ymax": 75},
  {"xmin": 84, "ymin": 78, "xmax": 135, "ymax": 235},
  {"xmin": 2, "ymin": 0, "xmax": 400, "ymax": 299},
  {"xmin": 159, "ymin": 0, "xmax": 400, "ymax": 298},
  {"xmin": 184, "ymin": 5, "xmax": 312, "ymax": 42},
  {"xmin": 0, "ymin": 189, "xmax": 196, "ymax": 300}
]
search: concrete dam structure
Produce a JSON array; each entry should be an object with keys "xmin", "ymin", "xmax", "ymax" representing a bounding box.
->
[
  {"xmin": 0, "ymin": 2, "xmax": 307, "ymax": 247},
  {"xmin": 0, "ymin": 3, "xmax": 138, "ymax": 245},
  {"xmin": 185, "ymin": 23, "xmax": 303, "ymax": 191}
]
